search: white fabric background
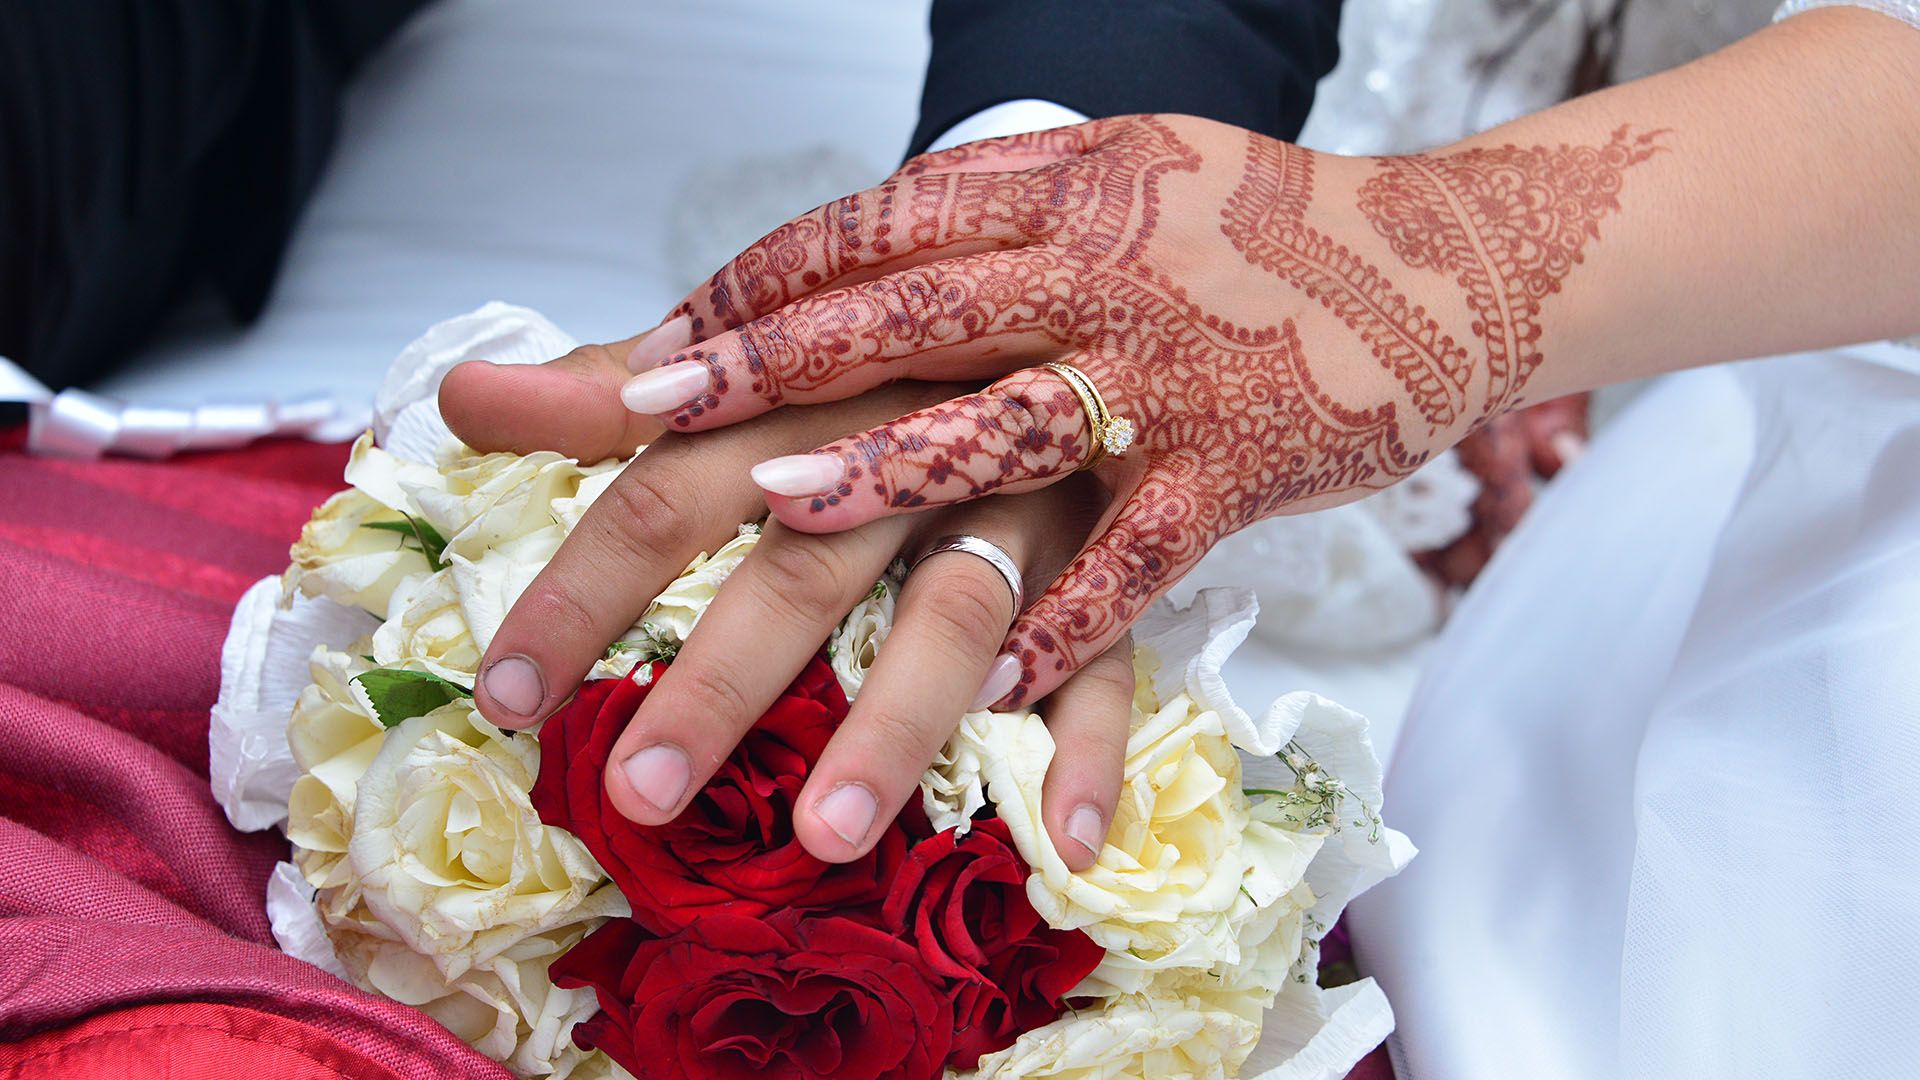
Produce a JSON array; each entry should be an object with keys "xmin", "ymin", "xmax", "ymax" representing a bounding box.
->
[
  {"xmin": 1349, "ymin": 342, "xmax": 1920, "ymax": 1078},
  {"xmin": 101, "ymin": 0, "xmax": 931, "ymax": 407}
]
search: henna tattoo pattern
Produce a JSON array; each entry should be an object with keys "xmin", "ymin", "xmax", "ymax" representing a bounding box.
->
[
  {"xmin": 1226, "ymin": 125, "xmax": 1663, "ymax": 427},
  {"xmin": 657, "ymin": 116, "xmax": 1659, "ymax": 705}
]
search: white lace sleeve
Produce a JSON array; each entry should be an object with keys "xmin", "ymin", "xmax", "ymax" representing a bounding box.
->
[{"xmin": 1773, "ymin": 0, "xmax": 1920, "ymax": 30}]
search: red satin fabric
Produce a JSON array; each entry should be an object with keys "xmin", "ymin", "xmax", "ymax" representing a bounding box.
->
[
  {"xmin": 0, "ymin": 1002, "xmax": 401, "ymax": 1079},
  {"xmin": 0, "ymin": 429, "xmax": 1392, "ymax": 1079},
  {"xmin": 0, "ymin": 433, "xmax": 506, "ymax": 1079}
]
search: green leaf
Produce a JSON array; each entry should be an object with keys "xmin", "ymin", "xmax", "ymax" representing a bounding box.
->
[
  {"xmin": 361, "ymin": 513, "xmax": 450, "ymax": 572},
  {"xmin": 352, "ymin": 668, "xmax": 473, "ymax": 728}
]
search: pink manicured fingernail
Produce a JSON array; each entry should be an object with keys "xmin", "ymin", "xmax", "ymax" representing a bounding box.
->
[
  {"xmin": 970, "ymin": 654, "xmax": 1021, "ymax": 711},
  {"xmin": 814, "ymin": 783, "xmax": 878, "ymax": 847},
  {"xmin": 626, "ymin": 314, "xmax": 694, "ymax": 373},
  {"xmin": 621, "ymin": 363, "xmax": 710, "ymax": 414},
  {"xmin": 621, "ymin": 744, "xmax": 692, "ymax": 812},
  {"xmin": 750, "ymin": 454, "xmax": 845, "ymax": 497},
  {"xmin": 1066, "ymin": 804, "xmax": 1105, "ymax": 856},
  {"xmin": 1550, "ymin": 431, "xmax": 1587, "ymax": 465},
  {"xmin": 482, "ymin": 654, "xmax": 545, "ymax": 717}
]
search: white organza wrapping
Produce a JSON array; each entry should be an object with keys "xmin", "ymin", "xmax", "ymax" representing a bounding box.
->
[{"xmin": 1349, "ymin": 342, "xmax": 1920, "ymax": 1078}]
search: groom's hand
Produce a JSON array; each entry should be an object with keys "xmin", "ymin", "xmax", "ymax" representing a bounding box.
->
[{"xmin": 438, "ymin": 373, "xmax": 1134, "ymax": 870}]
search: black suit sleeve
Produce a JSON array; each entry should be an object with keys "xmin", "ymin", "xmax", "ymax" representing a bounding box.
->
[
  {"xmin": 0, "ymin": 1, "xmax": 427, "ymax": 390},
  {"xmin": 907, "ymin": 0, "xmax": 1344, "ymax": 158}
]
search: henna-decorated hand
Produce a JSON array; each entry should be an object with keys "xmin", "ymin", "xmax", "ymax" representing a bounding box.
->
[{"xmin": 601, "ymin": 114, "xmax": 1661, "ymax": 706}]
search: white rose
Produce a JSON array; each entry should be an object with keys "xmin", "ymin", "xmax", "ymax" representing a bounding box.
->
[
  {"xmin": 347, "ymin": 704, "xmax": 627, "ymax": 980},
  {"xmin": 326, "ymin": 900, "xmax": 629, "ymax": 1079},
  {"xmin": 285, "ymin": 486, "xmax": 434, "ymax": 617},
  {"xmin": 371, "ymin": 568, "xmax": 483, "ymax": 683},
  {"xmin": 417, "ymin": 443, "xmax": 620, "ymax": 561},
  {"xmin": 551, "ymin": 467, "xmax": 622, "ymax": 532},
  {"xmin": 970, "ymin": 692, "xmax": 1309, "ymax": 974},
  {"xmin": 961, "ymin": 983, "xmax": 1261, "ymax": 1080},
  {"xmin": 626, "ymin": 524, "xmax": 761, "ymax": 646},
  {"xmin": 921, "ymin": 708, "xmax": 1004, "ymax": 835},
  {"xmin": 286, "ymin": 433, "xmax": 455, "ymax": 615},
  {"xmin": 286, "ymin": 647, "xmax": 386, "ymax": 889},
  {"xmin": 343, "ymin": 429, "xmax": 452, "ymax": 511},
  {"xmin": 448, "ymin": 524, "xmax": 568, "ymax": 659},
  {"xmin": 829, "ymin": 578, "xmax": 896, "ymax": 699}
]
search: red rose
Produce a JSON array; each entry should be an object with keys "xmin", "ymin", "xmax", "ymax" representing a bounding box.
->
[
  {"xmin": 552, "ymin": 911, "xmax": 955, "ymax": 1080},
  {"xmin": 882, "ymin": 818, "xmax": 1106, "ymax": 1067},
  {"xmin": 531, "ymin": 656, "xmax": 913, "ymax": 934}
]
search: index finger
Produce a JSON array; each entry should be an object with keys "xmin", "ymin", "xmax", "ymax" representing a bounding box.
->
[{"xmin": 473, "ymin": 384, "xmax": 961, "ymax": 729}]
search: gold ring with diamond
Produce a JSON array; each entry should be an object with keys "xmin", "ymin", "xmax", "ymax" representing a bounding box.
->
[{"xmin": 1040, "ymin": 362, "xmax": 1134, "ymax": 470}]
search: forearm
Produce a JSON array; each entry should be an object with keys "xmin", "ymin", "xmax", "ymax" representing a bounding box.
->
[{"xmin": 1461, "ymin": 7, "xmax": 1920, "ymax": 401}]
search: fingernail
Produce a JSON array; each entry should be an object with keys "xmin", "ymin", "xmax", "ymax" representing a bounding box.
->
[
  {"xmin": 1066, "ymin": 804, "xmax": 1105, "ymax": 856},
  {"xmin": 750, "ymin": 454, "xmax": 845, "ymax": 498},
  {"xmin": 482, "ymin": 654, "xmax": 546, "ymax": 717},
  {"xmin": 814, "ymin": 783, "xmax": 878, "ymax": 847},
  {"xmin": 626, "ymin": 314, "xmax": 694, "ymax": 373},
  {"xmin": 969, "ymin": 654, "xmax": 1021, "ymax": 711},
  {"xmin": 621, "ymin": 744, "xmax": 692, "ymax": 812},
  {"xmin": 1550, "ymin": 431, "xmax": 1586, "ymax": 465},
  {"xmin": 621, "ymin": 362, "xmax": 710, "ymax": 414}
]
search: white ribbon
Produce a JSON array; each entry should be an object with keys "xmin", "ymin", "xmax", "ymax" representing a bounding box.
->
[{"xmin": 3, "ymin": 353, "xmax": 367, "ymax": 458}]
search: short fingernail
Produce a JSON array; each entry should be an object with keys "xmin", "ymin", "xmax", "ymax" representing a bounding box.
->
[
  {"xmin": 626, "ymin": 314, "xmax": 694, "ymax": 373},
  {"xmin": 750, "ymin": 454, "xmax": 845, "ymax": 498},
  {"xmin": 1066, "ymin": 804, "xmax": 1105, "ymax": 856},
  {"xmin": 621, "ymin": 362, "xmax": 710, "ymax": 414},
  {"xmin": 621, "ymin": 744, "xmax": 692, "ymax": 812},
  {"xmin": 813, "ymin": 783, "xmax": 878, "ymax": 847},
  {"xmin": 969, "ymin": 654, "xmax": 1021, "ymax": 712},
  {"xmin": 482, "ymin": 654, "xmax": 546, "ymax": 717}
]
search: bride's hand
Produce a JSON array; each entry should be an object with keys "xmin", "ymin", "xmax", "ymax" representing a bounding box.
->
[
  {"xmin": 439, "ymin": 378, "xmax": 1129, "ymax": 869},
  {"xmin": 598, "ymin": 113, "xmax": 1664, "ymax": 705}
]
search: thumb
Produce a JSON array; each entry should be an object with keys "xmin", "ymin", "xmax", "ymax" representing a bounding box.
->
[{"xmin": 438, "ymin": 317, "xmax": 690, "ymax": 460}]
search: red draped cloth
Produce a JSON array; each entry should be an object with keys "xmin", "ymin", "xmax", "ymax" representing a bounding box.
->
[
  {"xmin": 0, "ymin": 429, "xmax": 1391, "ymax": 1079},
  {"xmin": 0, "ymin": 431, "xmax": 507, "ymax": 1079}
]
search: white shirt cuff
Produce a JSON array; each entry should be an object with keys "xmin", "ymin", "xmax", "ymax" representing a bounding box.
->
[{"xmin": 926, "ymin": 99, "xmax": 1092, "ymax": 153}]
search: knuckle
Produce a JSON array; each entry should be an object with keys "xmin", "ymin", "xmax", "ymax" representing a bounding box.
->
[
  {"xmin": 663, "ymin": 663, "xmax": 755, "ymax": 736},
  {"xmin": 854, "ymin": 704, "xmax": 942, "ymax": 757},
  {"xmin": 592, "ymin": 470, "xmax": 693, "ymax": 565},
  {"xmin": 1076, "ymin": 646, "xmax": 1138, "ymax": 697},
  {"xmin": 912, "ymin": 568, "xmax": 1013, "ymax": 651},
  {"xmin": 731, "ymin": 317, "xmax": 797, "ymax": 396},
  {"xmin": 556, "ymin": 344, "xmax": 621, "ymax": 383},
  {"xmin": 754, "ymin": 536, "xmax": 856, "ymax": 613},
  {"xmin": 511, "ymin": 582, "xmax": 605, "ymax": 652}
]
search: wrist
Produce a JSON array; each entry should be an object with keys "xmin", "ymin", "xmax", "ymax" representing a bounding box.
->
[{"xmin": 1340, "ymin": 131, "xmax": 1666, "ymax": 430}]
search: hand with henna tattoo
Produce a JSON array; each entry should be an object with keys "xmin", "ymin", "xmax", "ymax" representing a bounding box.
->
[
  {"xmin": 605, "ymin": 113, "xmax": 1664, "ymax": 706},
  {"xmin": 456, "ymin": 9, "xmax": 1920, "ymax": 711}
]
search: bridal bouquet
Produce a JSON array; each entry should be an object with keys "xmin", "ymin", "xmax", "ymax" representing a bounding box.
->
[{"xmin": 210, "ymin": 304, "xmax": 1412, "ymax": 1080}]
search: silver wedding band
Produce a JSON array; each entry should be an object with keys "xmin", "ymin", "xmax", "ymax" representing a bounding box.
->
[{"xmin": 909, "ymin": 534, "xmax": 1025, "ymax": 615}]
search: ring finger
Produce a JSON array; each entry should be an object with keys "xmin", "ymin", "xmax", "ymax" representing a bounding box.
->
[
  {"xmin": 792, "ymin": 478, "xmax": 1104, "ymax": 863},
  {"xmin": 751, "ymin": 358, "xmax": 1126, "ymax": 535},
  {"xmin": 600, "ymin": 514, "xmax": 913, "ymax": 826}
]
